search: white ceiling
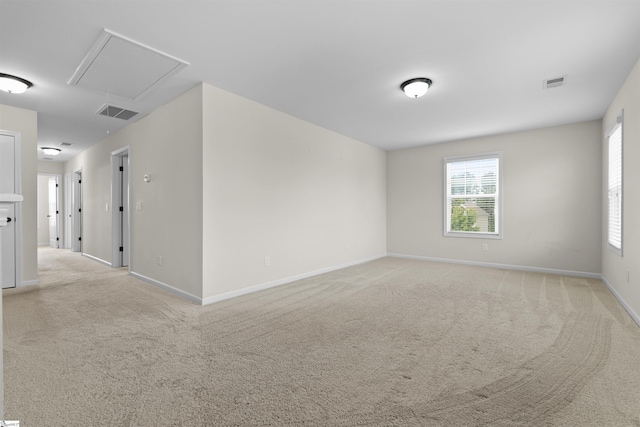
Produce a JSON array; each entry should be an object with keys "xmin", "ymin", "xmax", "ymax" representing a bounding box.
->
[{"xmin": 1, "ymin": 1, "xmax": 640, "ymax": 162}]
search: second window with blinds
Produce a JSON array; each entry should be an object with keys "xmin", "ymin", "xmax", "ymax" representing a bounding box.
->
[
  {"xmin": 607, "ymin": 112, "xmax": 623, "ymax": 255},
  {"xmin": 444, "ymin": 152, "xmax": 502, "ymax": 238}
]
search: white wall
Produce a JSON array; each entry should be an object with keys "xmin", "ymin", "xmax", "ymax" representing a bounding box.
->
[
  {"xmin": 38, "ymin": 160, "xmax": 64, "ymax": 175},
  {"xmin": 387, "ymin": 120, "xmax": 602, "ymax": 275},
  {"xmin": 65, "ymin": 85, "xmax": 204, "ymax": 298},
  {"xmin": 65, "ymin": 83, "xmax": 386, "ymax": 303},
  {"xmin": 602, "ymin": 56, "xmax": 640, "ymax": 322},
  {"xmin": 0, "ymin": 104, "xmax": 38, "ymax": 284},
  {"xmin": 202, "ymin": 84, "xmax": 387, "ymax": 300}
]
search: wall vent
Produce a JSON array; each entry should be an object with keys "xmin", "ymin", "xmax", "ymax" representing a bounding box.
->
[
  {"xmin": 97, "ymin": 104, "xmax": 139, "ymax": 120},
  {"xmin": 544, "ymin": 75, "xmax": 567, "ymax": 89}
]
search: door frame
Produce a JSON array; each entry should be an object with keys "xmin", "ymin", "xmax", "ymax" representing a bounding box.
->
[
  {"xmin": 38, "ymin": 173, "xmax": 62, "ymax": 248},
  {"xmin": 72, "ymin": 168, "xmax": 82, "ymax": 253},
  {"xmin": 64, "ymin": 172, "xmax": 72, "ymax": 249},
  {"xmin": 111, "ymin": 146, "xmax": 130, "ymax": 269}
]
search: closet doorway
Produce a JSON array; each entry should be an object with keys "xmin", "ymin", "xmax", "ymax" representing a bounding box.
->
[{"xmin": 37, "ymin": 174, "xmax": 62, "ymax": 248}]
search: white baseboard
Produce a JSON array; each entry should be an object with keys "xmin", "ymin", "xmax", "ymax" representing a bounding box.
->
[
  {"xmin": 129, "ymin": 271, "xmax": 202, "ymax": 305},
  {"xmin": 81, "ymin": 252, "xmax": 111, "ymax": 267},
  {"xmin": 387, "ymin": 253, "xmax": 601, "ymax": 279},
  {"xmin": 202, "ymin": 254, "xmax": 387, "ymax": 306},
  {"xmin": 20, "ymin": 279, "xmax": 39, "ymax": 287},
  {"xmin": 600, "ymin": 275, "xmax": 640, "ymax": 327}
]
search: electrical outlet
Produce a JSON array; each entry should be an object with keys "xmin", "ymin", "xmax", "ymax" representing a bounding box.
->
[
  {"xmin": 105, "ymin": 203, "xmax": 109, "ymax": 212},
  {"xmin": 264, "ymin": 256, "xmax": 271, "ymax": 266},
  {"xmin": 157, "ymin": 255, "xmax": 163, "ymax": 266},
  {"xmin": 482, "ymin": 243, "xmax": 488, "ymax": 251},
  {"xmin": 627, "ymin": 270, "xmax": 630, "ymax": 283}
]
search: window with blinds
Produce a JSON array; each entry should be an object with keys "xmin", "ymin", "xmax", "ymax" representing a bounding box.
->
[
  {"xmin": 444, "ymin": 153, "xmax": 502, "ymax": 238},
  {"xmin": 607, "ymin": 113, "xmax": 623, "ymax": 254}
]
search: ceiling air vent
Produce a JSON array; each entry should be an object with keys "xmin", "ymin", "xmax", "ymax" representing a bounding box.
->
[
  {"xmin": 60, "ymin": 142, "xmax": 73, "ymax": 147},
  {"xmin": 544, "ymin": 75, "xmax": 567, "ymax": 89},
  {"xmin": 97, "ymin": 104, "xmax": 139, "ymax": 120}
]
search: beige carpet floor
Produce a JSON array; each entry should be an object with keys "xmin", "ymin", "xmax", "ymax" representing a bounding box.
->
[{"xmin": 3, "ymin": 247, "xmax": 640, "ymax": 426}]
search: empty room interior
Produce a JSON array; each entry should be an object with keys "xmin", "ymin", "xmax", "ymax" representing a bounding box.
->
[{"xmin": 1, "ymin": 1, "xmax": 640, "ymax": 425}]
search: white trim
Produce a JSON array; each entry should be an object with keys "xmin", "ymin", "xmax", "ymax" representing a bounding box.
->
[
  {"xmin": 202, "ymin": 254, "xmax": 386, "ymax": 305},
  {"xmin": 443, "ymin": 151, "xmax": 503, "ymax": 239},
  {"xmin": 387, "ymin": 252, "xmax": 601, "ymax": 279},
  {"xmin": 129, "ymin": 271, "xmax": 202, "ymax": 305},
  {"xmin": 81, "ymin": 252, "xmax": 111, "ymax": 267},
  {"xmin": 600, "ymin": 275, "xmax": 640, "ymax": 327},
  {"xmin": 20, "ymin": 279, "xmax": 39, "ymax": 287},
  {"xmin": 111, "ymin": 147, "xmax": 130, "ymax": 269}
]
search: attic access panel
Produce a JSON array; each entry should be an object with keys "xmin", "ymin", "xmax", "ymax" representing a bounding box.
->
[{"xmin": 68, "ymin": 29, "xmax": 189, "ymax": 101}]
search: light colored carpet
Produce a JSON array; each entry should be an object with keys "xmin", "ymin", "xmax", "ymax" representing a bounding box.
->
[{"xmin": 3, "ymin": 247, "xmax": 640, "ymax": 426}]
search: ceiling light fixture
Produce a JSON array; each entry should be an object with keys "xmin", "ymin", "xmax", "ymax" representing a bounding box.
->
[
  {"xmin": 401, "ymin": 77, "xmax": 432, "ymax": 98},
  {"xmin": 0, "ymin": 73, "xmax": 33, "ymax": 94},
  {"xmin": 41, "ymin": 147, "xmax": 62, "ymax": 156}
]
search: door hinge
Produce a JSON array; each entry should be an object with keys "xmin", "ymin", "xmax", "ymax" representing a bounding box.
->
[
  {"xmin": 79, "ymin": 208, "xmax": 82, "ymax": 212},
  {"xmin": 79, "ymin": 237, "xmax": 82, "ymax": 241},
  {"xmin": 119, "ymin": 166, "xmax": 124, "ymax": 172},
  {"xmin": 56, "ymin": 210, "xmax": 59, "ymax": 214},
  {"xmin": 56, "ymin": 183, "xmax": 59, "ymax": 187},
  {"xmin": 79, "ymin": 180, "xmax": 82, "ymax": 184},
  {"xmin": 119, "ymin": 206, "xmax": 124, "ymax": 212},
  {"xmin": 119, "ymin": 246, "xmax": 124, "ymax": 252},
  {"xmin": 56, "ymin": 237, "xmax": 59, "ymax": 241}
]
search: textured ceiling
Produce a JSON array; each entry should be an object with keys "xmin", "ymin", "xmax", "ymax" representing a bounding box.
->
[{"xmin": 1, "ymin": 0, "xmax": 640, "ymax": 162}]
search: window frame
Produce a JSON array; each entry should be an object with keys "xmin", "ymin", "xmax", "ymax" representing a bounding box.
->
[
  {"xmin": 607, "ymin": 111, "xmax": 623, "ymax": 256},
  {"xmin": 443, "ymin": 152, "xmax": 503, "ymax": 239}
]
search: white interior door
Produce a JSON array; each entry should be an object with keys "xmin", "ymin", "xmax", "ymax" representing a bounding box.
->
[
  {"xmin": 122, "ymin": 155, "xmax": 129, "ymax": 267},
  {"xmin": 72, "ymin": 171, "xmax": 82, "ymax": 252},
  {"xmin": 0, "ymin": 132, "xmax": 18, "ymax": 289},
  {"xmin": 111, "ymin": 149, "xmax": 130, "ymax": 268},
  {"xmin": 48, "ymin": 177, "xmax": 58, "ymax": 248},
  {"xmin": 65, "ymin": 173, "xmax": 72, "ymax": 249},
  {"xmin": 0, "ymin": 203, "xmax": 15, "ymax": 289},
  {"xmin": 0, "ymin": 134, "xmax": 14, "ymax": 193}
]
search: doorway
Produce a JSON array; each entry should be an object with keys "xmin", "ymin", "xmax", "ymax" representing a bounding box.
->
[
  {"xmin": 111, "ymin": 148, "xmax": 130, "ymax": 268},
  {"xmin": 37, "ymin": 174, "xmax": 62, "ymax": 248},
  {"xmin": 72, "ymin": 169, "xmax": 82, "ymax": 253}
]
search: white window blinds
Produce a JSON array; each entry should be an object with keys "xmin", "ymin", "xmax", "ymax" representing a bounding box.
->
[
  {"xmin": 607, "ymin": 115, "xmax": 623, "ymax": 253},
  {"xmin": 444, "ymin": 153, "xmax": 501, "ymax": 238}
]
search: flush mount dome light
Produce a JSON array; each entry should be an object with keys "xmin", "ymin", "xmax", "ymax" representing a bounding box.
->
[
  {"xmin": 41, "ymin": 147, "xmax": 62, "ymax": 156},
  {"xmin": 401, "ymin": 77, "xmax": 432, "ymax": 98},
  {"xmin": 0, "ymin": 73, "xmax": 33, "ymax": 94}
]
